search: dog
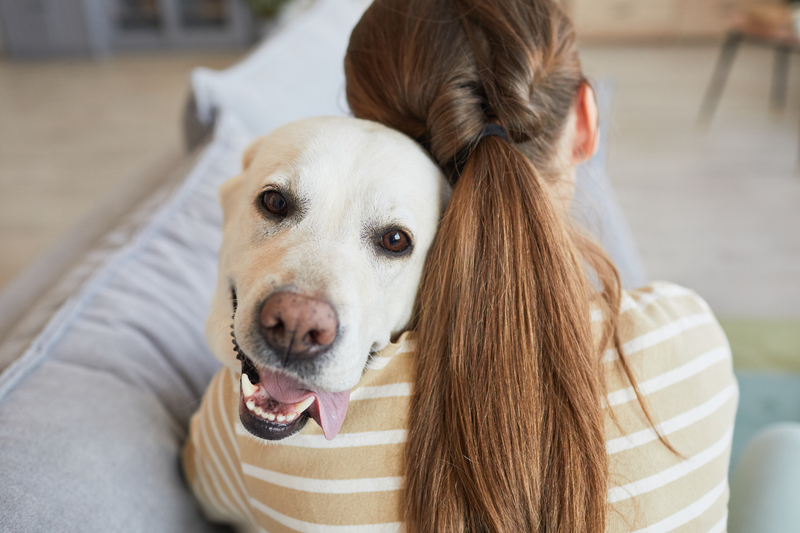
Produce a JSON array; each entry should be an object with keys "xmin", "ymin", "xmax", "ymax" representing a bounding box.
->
[{"xmin": 203, "ymin": 116, "xmax": 449, "ymax": 444}]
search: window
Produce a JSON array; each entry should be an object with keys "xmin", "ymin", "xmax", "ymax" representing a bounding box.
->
[
  {"xmin": 117, "ymin": 0, "xmax": 162, "ymax": 30},
  {"xmin": 178, "ymin": 0, "xmax": 227, "ymax": 29}
]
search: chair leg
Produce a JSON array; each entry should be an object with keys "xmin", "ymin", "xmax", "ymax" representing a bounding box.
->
[
  {"xmin": 698, "ymin": 33, "xmax": 743, "ymax": 126},
  {"xmin": 771, "ymin": 45, "xmax": 791, "ymax": 113},
  {"xmin": 796, "ymin": 110, "xmax": 800, "ymax": 173}
]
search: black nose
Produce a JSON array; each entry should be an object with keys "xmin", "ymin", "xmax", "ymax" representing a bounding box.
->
[{"xmin": 260, "ymin": 292, "xmax": 338, "ymax": 362}]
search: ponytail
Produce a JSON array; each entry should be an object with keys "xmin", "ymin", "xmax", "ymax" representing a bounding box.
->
[{"xmin": 405, "ymin": 134, "xmax": 607, "ymax": 531}]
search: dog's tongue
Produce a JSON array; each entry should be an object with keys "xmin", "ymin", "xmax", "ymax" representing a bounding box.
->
[{"xmin": 260, "ymin": 369, "xmax": 350, "ymax": 440}]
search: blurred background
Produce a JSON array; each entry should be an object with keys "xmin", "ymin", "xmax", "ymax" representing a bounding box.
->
[{"xmin": 0, "ymin": 1, "xmax": 798, "ymax": 389}]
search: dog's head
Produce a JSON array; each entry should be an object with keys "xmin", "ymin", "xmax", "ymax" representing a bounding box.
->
[{"xmin": 206, "ymin": 116, "xmax": 449, "ymax": 441}]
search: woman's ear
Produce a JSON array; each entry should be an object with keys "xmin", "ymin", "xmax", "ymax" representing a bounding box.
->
[{"xmin": 572, "ymin": 82, "xmax": 600, "ymax": 165}]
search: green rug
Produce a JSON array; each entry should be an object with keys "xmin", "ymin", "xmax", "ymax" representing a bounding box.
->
[
  {"xmin": 718, "ymin": 319, "xmax": 800, "ymax": 470},
  {"xmin": 719, "ymin": 319, "xmax": 800, "ymax": 372}
]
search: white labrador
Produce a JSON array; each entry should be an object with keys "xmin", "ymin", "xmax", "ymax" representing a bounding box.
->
[{"xmin": 205, "ymin": 116, "xmax": 449, "ymax": 441}]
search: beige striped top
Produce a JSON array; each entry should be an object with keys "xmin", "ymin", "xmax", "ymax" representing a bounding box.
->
[{"xmin": 183, "ymin": 282, "xmax": 738, "ymax": 532}]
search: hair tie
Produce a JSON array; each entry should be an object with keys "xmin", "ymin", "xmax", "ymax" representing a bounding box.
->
[
  {"xmin": 477, "ymin": 123, "xmax": 509, "ymax": 143},
  {"xmin": 415, "ymin": 123, "xmax": 510, "ymax": 184},
  {"xmin": 447, "ymin": 123, "xmax": 509, "ymax": 179}
]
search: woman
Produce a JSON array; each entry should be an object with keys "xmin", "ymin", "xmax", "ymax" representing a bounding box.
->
[{"xmin": 344, "ymin": 0, "xmax": 736, "ymax": 531}]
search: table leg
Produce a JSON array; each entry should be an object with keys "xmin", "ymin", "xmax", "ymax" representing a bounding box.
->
[
  {"xmin": 771, "ymin": 45, "xmax": 791, "ymax": 113},
  {"xmin": 698, "ymin": 33, "xmax": 743, "ymax": 126}
]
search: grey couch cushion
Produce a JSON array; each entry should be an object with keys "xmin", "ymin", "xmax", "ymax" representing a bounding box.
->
[
  {"xmin": 0, "ymin": 150, "xmax": 203, "ymax": 373},
  {"xmin": 0, "ymin": 113, "xmax": 252, "ymax": 532}
]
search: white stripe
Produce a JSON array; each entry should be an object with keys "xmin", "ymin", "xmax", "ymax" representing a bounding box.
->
[
  {"xmin": 396, "ymin": 339, "xmax": 416, "ymax": 354},
  {"xmin": 366, "ymin": 356, "xmax": 394, "ymax": 371},
  {"xmin": 351, "ymin": 382, "xmax": 412, "ymax": 401},
  {"xmin": 591, "ymin": 309, "xmax": 603, "ymax": 322},
  {"xmin": 199, "ymin": 398, "xmax": 251, "ymax": 517},
  {"xmin": 236, "ymin": 423, "xmax": 407, "ymax": 448},
  {"xmin": 196, "ymin": 442, "xmax": 239, "ymax": 517},
  {"xmin": 249, "ymin": 497, "xmax": 403, "ymax": 533},
  {"xmin": 367, "ymin": 340, "xmax": 416, "ymax": 370},
  {"xmin": 621, "ymin": 284, "xmax": 695, "ymax": 313},
  {"xmin": 195, "ymin": 460, "xmax": 233, "ymax": 520},
  {"xmin": 707, "ymin": 511, "xmax": 728, "ymax": 533},
  {"xmin": 606, "ymin": 346, "xmax": 730, "ymax": 407},
  {"xmin": 206, "ymin": 376, "xmax": 254, "ymax": 518},
  {"xmin": 195, "ymin": 376, "xmax": 242, "ymax": 517},
  {"xmin": 215, "ymin": 373, "xmax": 257, "ymax": 519},
  {"xmin": 229, "ymin": 370, "xmax": 239, "ymax": 395},
  {"xmin": 602, "ymin": 313, "xmax": 715, "ymax": 364},
  {"xmin": 622, "ymin": 313, "xmax": 715, "ymax": 356},
  {"xmin": 220, "ymin": 372, "xmax": 246, "ymax": 464},
  {"xmin": 242, "ymin": 463, "xmax": 402, "ymax": 494},
  {"xmin": 620, "ymin": 294, "xmax": 638, "ymax": 313},
  {"xmin": 606, "ymin": 384, "xmax": 737, "ymax": 454},
  {"xmin": 628, "ymin": 478, "xmax": 728, "ymax": 533},
  {"xmin": 192, "ymin": 432, "xmax": 234, "ymax": 520},
  {"xmin": 608, "ymin": 427, "xmax": 733, "ymax": 503}
]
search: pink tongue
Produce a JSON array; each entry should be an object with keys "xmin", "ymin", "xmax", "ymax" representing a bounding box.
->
[{"xmin": 259, "ymin": 369, "xmax": 350, "ymax": 440}]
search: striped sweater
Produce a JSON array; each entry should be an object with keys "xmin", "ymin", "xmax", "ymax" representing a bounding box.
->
[{"xmin": 183, "ymin": 282, "xmax": 738, "ymax": 532}]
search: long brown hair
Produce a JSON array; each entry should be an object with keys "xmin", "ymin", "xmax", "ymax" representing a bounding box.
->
[{"xmin": 346, "ymin": 1, "xmax": 638, "ymax": 530}]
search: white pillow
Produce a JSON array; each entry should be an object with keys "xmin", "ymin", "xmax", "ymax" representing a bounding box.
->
[{"xmin": 192, "ymin": 0, "xmax": 370, "ymax": 136}]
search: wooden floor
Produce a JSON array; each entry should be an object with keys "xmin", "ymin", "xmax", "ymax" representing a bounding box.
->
[
  {"xmin": 0, "ymin": 51, "xmax": 240, "ymax": 292},
  {"xmin": 0, "ymin": 45, "xmax": 798, "ymax": 318},
  {"xmin": 582, "ymin": 44, "xmax": 800, "ymax": 318}
]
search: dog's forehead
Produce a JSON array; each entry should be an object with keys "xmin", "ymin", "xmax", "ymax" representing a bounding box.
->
[{"xmin": 253, "ymin": 117, "xmax": 443, "ymax": 223}]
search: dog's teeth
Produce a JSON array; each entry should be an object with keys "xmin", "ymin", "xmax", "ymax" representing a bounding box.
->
[
  {"xmin": 241, "ymin": 373, "xmax": 258, "ymax": 397},
  {"xmin": 254, "ymin": 406, "xmax": 264, "ymax": 416},
  {"xmin": 246, "ymin": 400, "xmax": 256, "ymax": 411},
  {"xmin": 276, "ymin": 414, "xmax": 286, "ymax": 423},
  {"xmin": 286, "ymin": 413, "xmax": 296, "ymax": 422},
  {"xmin": 295, "ymin": 397, "xmax": 314, "ymax": 414},
  {"xmin": 266, "ymin": 413, "xmax": 276, "ymax": 421}
]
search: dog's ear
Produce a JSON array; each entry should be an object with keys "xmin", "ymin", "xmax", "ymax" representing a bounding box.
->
[
  {"xmin": 217, "ymin": 136, "xmax": 265, "ymax": 225},
  {"xmin": 242, "ymin": 136, "xmax": 264, "ymax": 171},
  {"xmin": 218, "ymin": 173, "xmax": 245, "ymax": 228}
]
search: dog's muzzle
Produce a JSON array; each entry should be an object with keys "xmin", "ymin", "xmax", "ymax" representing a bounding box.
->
[{"xmin": 232, "ymin": 291, "xmax": 350, "ymax": 441}]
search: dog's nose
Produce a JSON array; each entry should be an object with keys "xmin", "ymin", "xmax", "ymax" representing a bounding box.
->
[{"xmin": 260, "ymin": 292, "xmax": 338, "ymax": 362}]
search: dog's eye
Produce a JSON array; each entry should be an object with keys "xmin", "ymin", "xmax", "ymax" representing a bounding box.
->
[
  {"xmin": 381, "ymin": 230, "xmax": 411, "ymax": 253},
  {"xmin": 261, "ymin": 191, "xmax": 289, "ymax": 216}
]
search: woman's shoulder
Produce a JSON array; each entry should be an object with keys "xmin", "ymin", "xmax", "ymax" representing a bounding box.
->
[
  {"xmin": 608, "ymin": 280, "xmax": 734, "ymax": 406},
  {"xmin": 604, "ymin": 281, "xmax": 737, "ymax": 531},
  {"xmin": 616, "ymin": 281, "xmax": 729, "ymax": 351}
]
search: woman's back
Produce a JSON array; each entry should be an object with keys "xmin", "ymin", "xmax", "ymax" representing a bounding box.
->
[{"xmin": 185, "ymin": 281, "xmax": 736, "ymax": 532}]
